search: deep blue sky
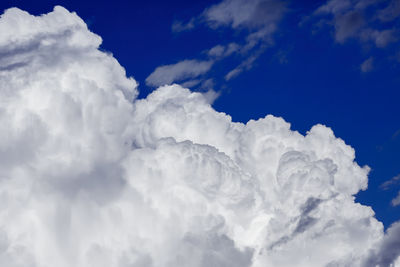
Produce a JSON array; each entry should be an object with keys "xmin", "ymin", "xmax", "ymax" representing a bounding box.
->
[{"xmin": 2, "ymin": 0, "xmax": 399, "ymax": 227}]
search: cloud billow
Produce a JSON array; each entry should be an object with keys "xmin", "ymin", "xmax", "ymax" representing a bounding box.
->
[{"xmin": 0, "ymin": 6, "xmax": 400, "ymax": 267}]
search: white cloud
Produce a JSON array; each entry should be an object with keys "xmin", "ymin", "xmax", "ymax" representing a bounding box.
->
[
  {"xmin": 145, "ymin": 59, "xmax": 213, "ymax": 87},
  {"xmin": 0, "ymin": 6, "xmax": 400, "ymax": 267}
]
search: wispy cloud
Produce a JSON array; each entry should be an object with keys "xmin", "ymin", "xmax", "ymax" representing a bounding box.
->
[
  {"xmin": 379, "ymin": 174, "xmax": 400, "ymax": 207},
  {"xmin": 301, "ymin": 0, "xmax": 400, "ymax": 72},
  {"xmin": 392, "ymin": 191, "xmax": 400, "ymax": 206},
  {"xmin": 170, "ymin": 0, "xmax": 288, "ymax": 81},
  {"xmin": 360, "ymin": 56, "xmax": 374, "ymax": 72},
  {"xmin": 145, "ymin": 59, "xmax": 213, "ymax": 87},
  {"xmin": 310, "ymin": 0, "xmax": 400, "ymax": 62},
  {"xmin": 380, "ymin": 174, "xmax": 400, "ymax": 190}
]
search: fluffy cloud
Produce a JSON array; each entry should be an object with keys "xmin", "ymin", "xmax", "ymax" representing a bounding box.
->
[{"xmin": 0, "ymin": 6, "xmax": 400, "ymax": 267}]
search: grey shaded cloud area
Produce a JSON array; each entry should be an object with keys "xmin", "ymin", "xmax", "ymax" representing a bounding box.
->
[
  {"xmin": 1, "ymin": 5, "xmax": 400, "ymax": 267},
  {"xmin": 362, "ymin": 222, "xmax": 400, "ymax": 267}
]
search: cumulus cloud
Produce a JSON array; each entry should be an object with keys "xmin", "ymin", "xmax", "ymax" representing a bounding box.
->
[
  {"xmin": 1, "ymin": 6, "xmax": 400, "ymax": 267},
  {"xmin": 362, "ymin": 221, "xmax": 400, "ymax": 266},
  {"xmin": 145, "ymin": 59, "xmax": 213, "ymax": 87}
]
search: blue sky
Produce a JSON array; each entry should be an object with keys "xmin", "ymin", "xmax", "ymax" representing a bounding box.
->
[{"xmin": 2, "ymin": 0, "xmax": 399, "ymax": 228}]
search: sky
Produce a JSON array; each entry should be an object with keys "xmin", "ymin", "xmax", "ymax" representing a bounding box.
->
[{"xmin": 0, "ymin": 0, "xmax": 400, "ymax": 266}]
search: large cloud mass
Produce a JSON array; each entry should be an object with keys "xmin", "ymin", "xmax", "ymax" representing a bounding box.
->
[{"xmin": 0, "ymin": 6, "xmax": 399, "ymax": 267}]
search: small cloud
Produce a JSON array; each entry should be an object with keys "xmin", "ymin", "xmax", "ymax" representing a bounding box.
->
[
  {"xmin": 208, "ymin": 45, "xmax": 226, "ymax": 57},
  {"xmin": 392, "ymin": 191, "xmax": 400, "ymax": 206},
  {"xmin": 200, "ymin": 78, "xmax": 215, "ymax": 89},
  {"xmin": 380, "ymin": 174, "xmax": 400, "ymax": 190},
  {"xmin": 225, "ymin": 50, "xmax": 262, "ymax": 80},
  {"xmin": 393, "ymin": 129, "xmax": 400, "ymax": 140},
  {"xmin": 335, "ymin": 11, "xmax": 365, "ymax": 43},
  {"xmin": 180, "ymin": 79, "xmax": 202, "ymax": 88},
  {"xmin": 203, "ymin": 0, "xmax": 287, "ymax": 31},
  {"xmin": 274, "ymin": 48, "xmax": 291, "ymax": 64},
  {"xmin": 207, "ymin": 43, "xmax": 240, "ymax": 58},
  {"xmin": 361, "ymin": 28, "xmax": 399, "ymax": 48},
  {"xmin": 377, "ymin": 0, "xmax": 400, "ymax": 22},
  {"xmin": 171, "ymin": 18, "xmax": 196, "ymax": 33},
  {"xmin": 314, "ymin": 0, "xmax": 352, "ymax": 15},
  {"xmin": 360, "ymin": 57, "xmax": 374, "ymax": 72},
  {"xmin": 202, "ymin": 89, "xmax": 221, "ymax": 104},
  {"xmin": 146, "ymin": 59, "xmax": 213, "ymax": 87}
]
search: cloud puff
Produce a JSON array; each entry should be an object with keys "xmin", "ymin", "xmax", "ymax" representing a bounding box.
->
[
  {"xmin": 1, "ymin": 6, "xmax": 400, "ymax": 267},
  {"xmin": 145, "ymin": 59, "xmax": 213, "ymax": 87}
]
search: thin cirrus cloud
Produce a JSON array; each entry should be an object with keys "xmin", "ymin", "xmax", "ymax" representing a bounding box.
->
[
  {"xmin": 1, "ymin": 6, "xmax": 400, "ymax": 267},
  {"xmin": 380, "ymin": 174, "xmax": 400, "ymax": 190},
  {"xmin": 380, "ymin": 174, "xmax": 400, "ymax": 207},
  {"xmin": 145, "ymin": 59, "xmax": 213, "ymax": 87},
  {"xmin": 149, "ymin": 0, "xmax": 288, "ymax": 89},
  {"xmin": 311, "ymin": 0, "xmax": 400, "ymax": 71},
  {"xmin": 150, "ymin": 0, "xmax": 400, "ymax": 92}
]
